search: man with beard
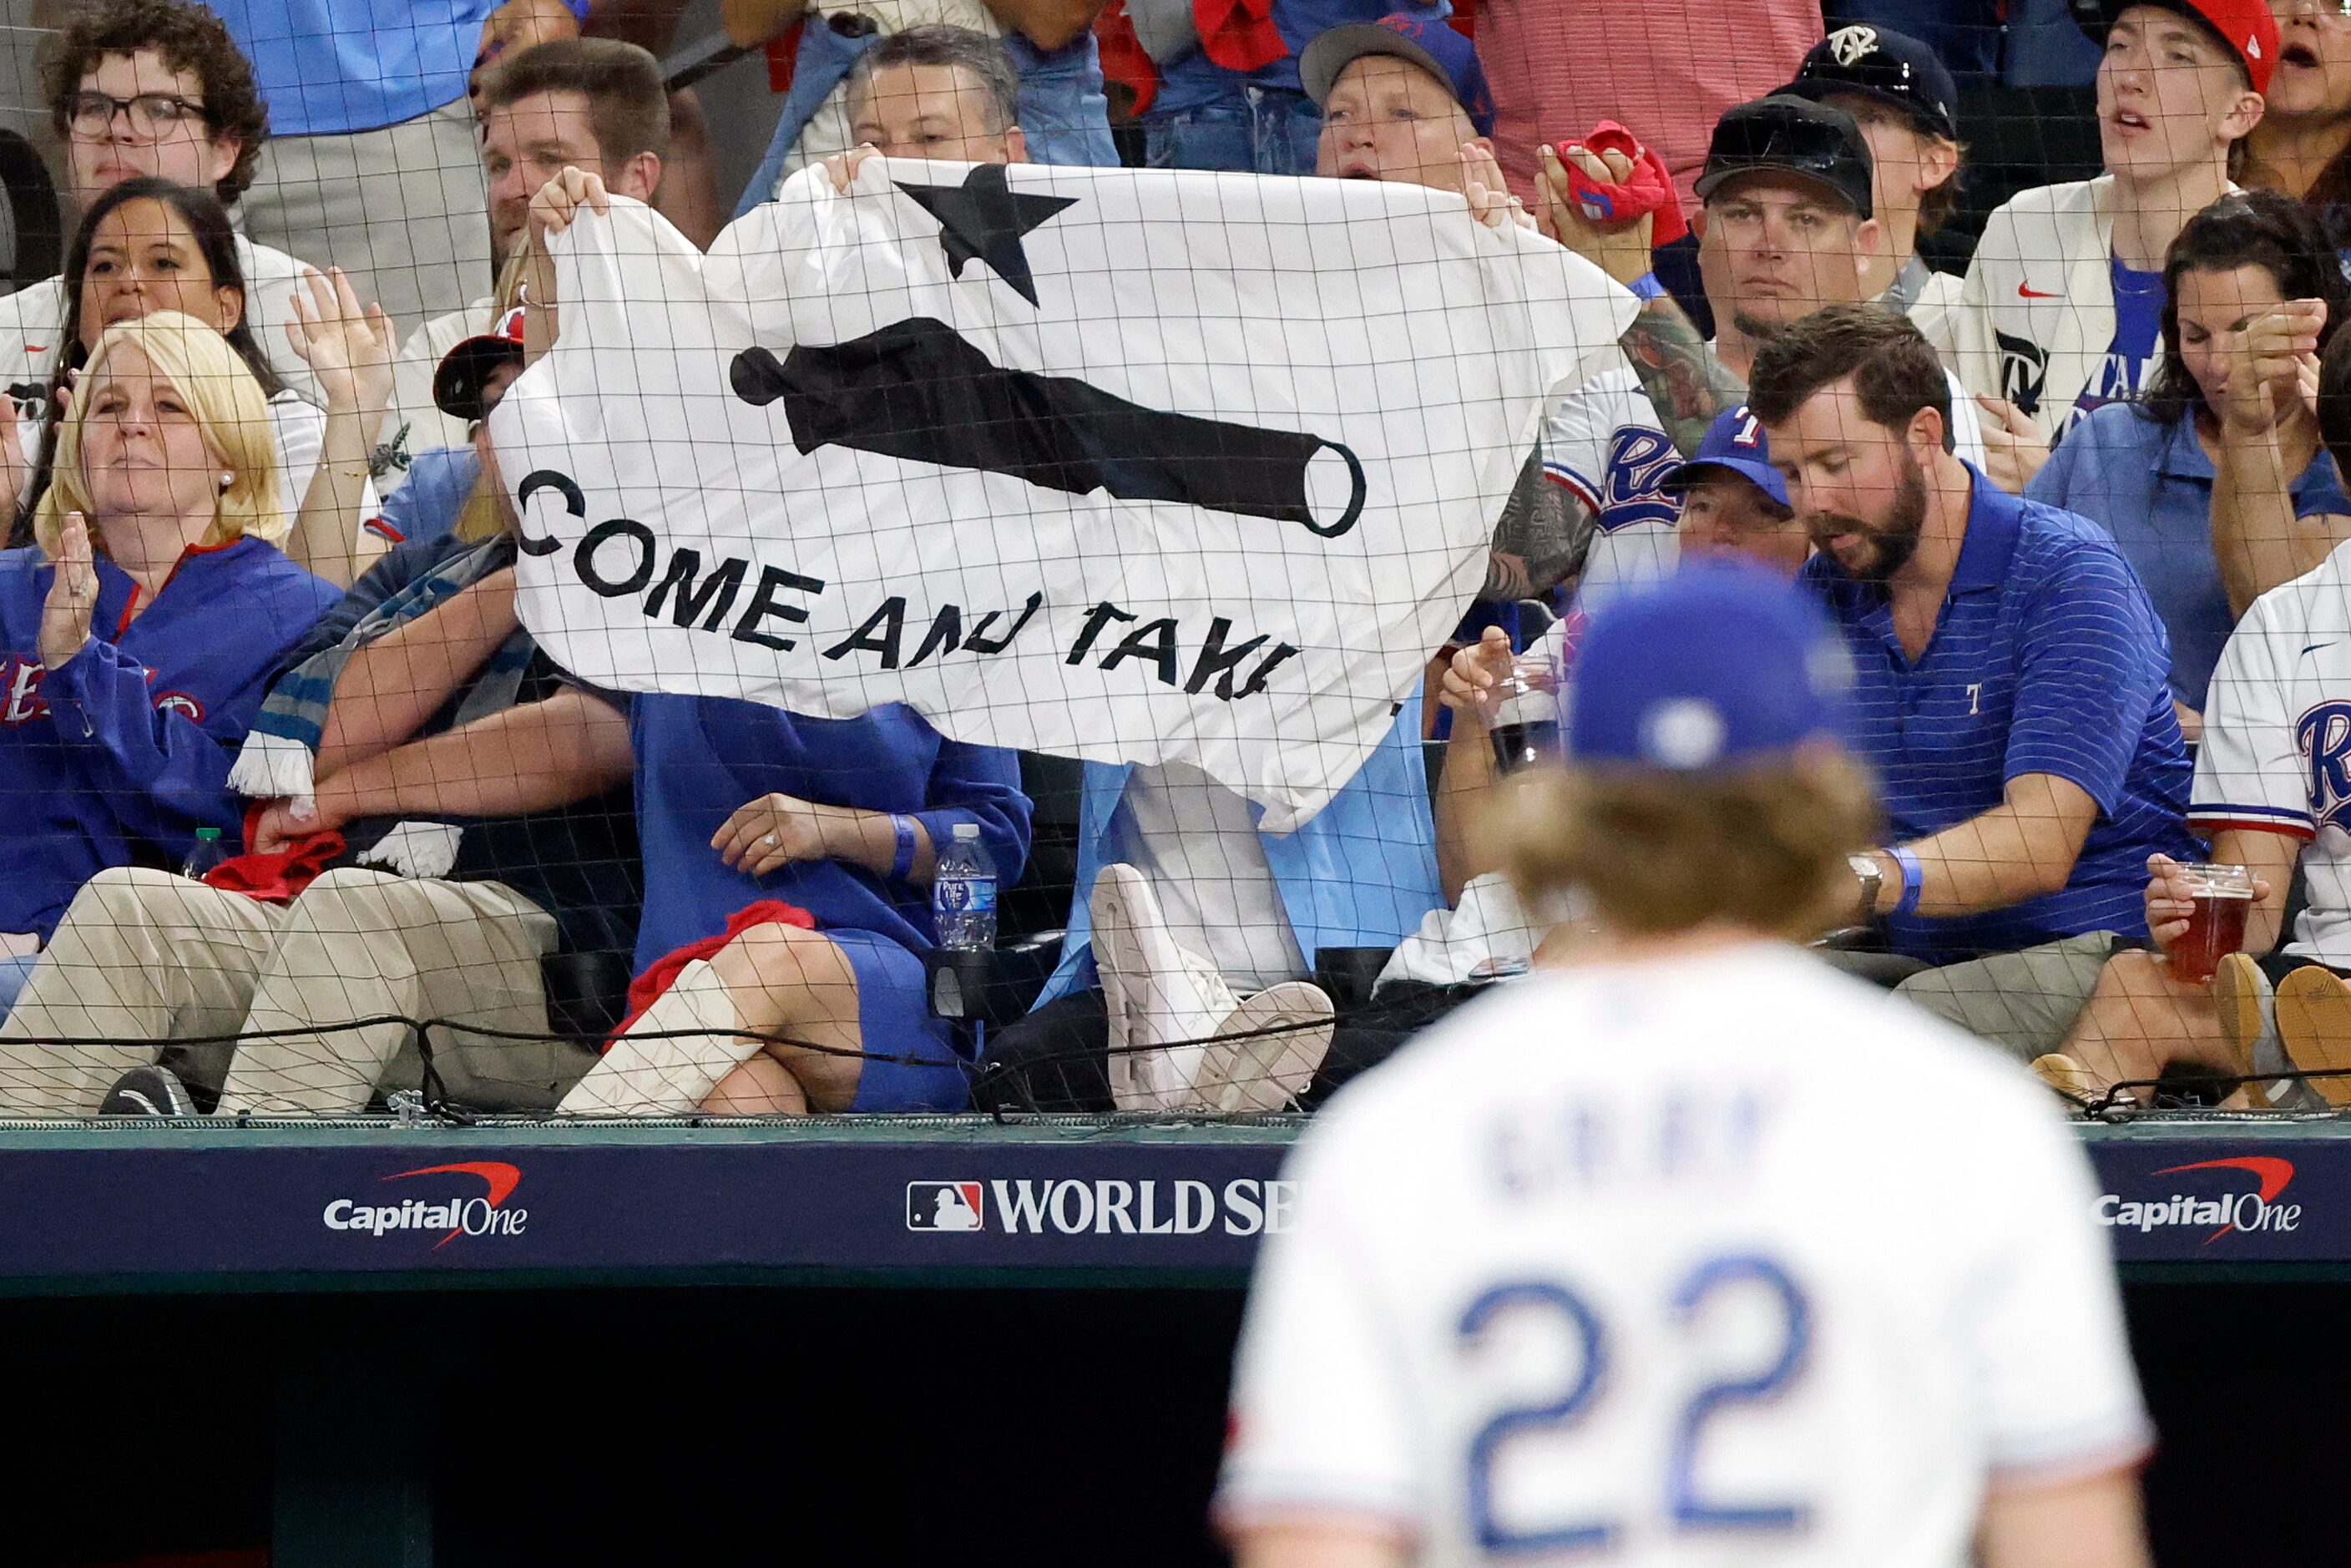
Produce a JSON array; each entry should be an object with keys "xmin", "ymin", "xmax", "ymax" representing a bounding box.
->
[{"xmin": 1749, "ymin": 303, "xmax": 2196, "ymax": 975}]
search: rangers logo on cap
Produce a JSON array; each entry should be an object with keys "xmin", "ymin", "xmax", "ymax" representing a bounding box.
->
[{"xmin": 1827, "ymin": 24, "xmax": 1880, "ymax": 66}]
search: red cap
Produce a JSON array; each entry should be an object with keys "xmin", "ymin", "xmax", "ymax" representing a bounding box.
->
[{"xmin": 2072, "ymin": 0, "xmax": 2279, "ymax": 95}]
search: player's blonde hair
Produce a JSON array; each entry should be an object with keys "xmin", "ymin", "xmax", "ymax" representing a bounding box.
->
[
  {"xmin": 1492, "ymin": 744, "xmax": 1881, "ymax": 941},
  {"xmin": 34, "ymin": 311, "xmax": 287, "ymax": 556}
]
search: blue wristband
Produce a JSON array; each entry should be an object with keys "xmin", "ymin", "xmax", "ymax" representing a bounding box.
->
[
  {"xmin": 1627, "ymin": 271, "xmax": 1665, "ymax": 300},
  {"xmin": 560, "ymin": 0, "xmax": 591, "ymax": 18},
  {"xmin": 889, "ymin": 814, "xmax": 918, "ymax": 883},
  {"xmin": 1888, "ymin": 845, "xmax": 1924, "ymax": 917}
]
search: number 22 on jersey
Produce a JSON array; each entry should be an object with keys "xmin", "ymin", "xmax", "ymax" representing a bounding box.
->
[{"xmin": 1459, "ymin": 1253, "xmax": 1813, "ymax": 1553}]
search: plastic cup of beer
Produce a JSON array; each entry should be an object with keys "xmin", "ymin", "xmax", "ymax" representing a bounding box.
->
[
  {"xmin": 1489, "ymin": 648, "xmax": 1562, "ymax": 773},
  {"xmin": 2169, "ymin": 862, "xmax": 2255, "ymax": 984}
]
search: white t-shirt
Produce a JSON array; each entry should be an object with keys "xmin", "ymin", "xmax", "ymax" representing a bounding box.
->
[
  {"xmin": 1220, "ymin": 944, "xmax": 2149, "ymax": 1566},
  {"xmin": 1111, "ymin": 761, "xmax": 1307, "ymax": 994},
  {"xmin": 1548, "ymin": 359, "xmax": 1991, "ymax": 608},
  {"xmin": 2191, "ymin": 538, "xmax": 2351, "ymax": 965}
]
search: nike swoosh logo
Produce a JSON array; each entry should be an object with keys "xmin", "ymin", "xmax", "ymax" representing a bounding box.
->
[
  {"xmin": 2303, "ymin": 641, "xmax": 2333, "ymax": 656},
  {"xmin": 2018, "ymin": 283, "xmax": 2060, "ymax": 299}
]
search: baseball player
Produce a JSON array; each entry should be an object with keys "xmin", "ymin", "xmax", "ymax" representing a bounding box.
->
[{"xmin": 1217, "ymin": 566, "xmax": 2153, "ymax": 1568}]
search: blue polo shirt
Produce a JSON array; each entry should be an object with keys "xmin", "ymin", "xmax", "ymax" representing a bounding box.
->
[
  {"xmin": 204, "ymin": 0, "xmax": 496, "ymax": 136},
  {"xmin": 2029, "ymin": 401, "xmax": 2351, "ymax": 711},
  {"xmin": 1801, "ymin": 466, "xmax": 2197, "ymax": 963}
]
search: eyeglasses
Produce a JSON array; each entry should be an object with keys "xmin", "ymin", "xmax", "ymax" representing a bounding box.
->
[{"xmin": 67, "ymin": 91, "xmax": 207, "ymax": 139}]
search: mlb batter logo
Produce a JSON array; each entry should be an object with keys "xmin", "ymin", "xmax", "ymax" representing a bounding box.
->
[{"xmin": 907, "ymin": 1180, "xmax": 985, "ymax": 1232}]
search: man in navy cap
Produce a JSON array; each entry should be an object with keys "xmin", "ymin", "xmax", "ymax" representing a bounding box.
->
[
  {"xmin": 1782, "ymin": 23, "xmax": 1968, "ymax": 337},
  {"xmin": 1220, "ymin": 564, "xmax": 2156, "ymax": 1568}
]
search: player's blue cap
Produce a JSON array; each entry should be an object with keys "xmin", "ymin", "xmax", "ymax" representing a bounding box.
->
[
  {"xmin": 1568, "ymin": 564, "xmax": 1851, "ymax": 772},
  {"xmin": 1299, "ymin": 15, "xmax": 1497, "ymax": 139},
  {"xmin": 1661, "ymin": 406, "xmax": 1791, "ymax": 509}
]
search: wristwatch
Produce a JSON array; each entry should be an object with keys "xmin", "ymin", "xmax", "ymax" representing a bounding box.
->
[{"xmin": 1848, "ymin": 852, "xmax": 1884, "ymax": 918}]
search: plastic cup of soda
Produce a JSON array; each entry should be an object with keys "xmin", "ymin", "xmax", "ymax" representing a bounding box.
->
[{"xmin": 2169, "ymin": 862, "xmax": 2255, "ymax": 984}]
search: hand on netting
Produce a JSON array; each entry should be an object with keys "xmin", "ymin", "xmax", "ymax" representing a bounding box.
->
[
  {"xmin": 1459, "ymin": 144, "xmax": 1532, "ymax": 234},
  {"xmin": 1973, "ymin": 395, "xmax": 2050, "ymax": 494},
  {"xmin": 2143, "ymin": 852, "xmax": 2271, "ymax": 957},
  {"xmin": 39, "ymin": 511, "xmax": 97, "ymax": 669},
  {"xmin": 823, "ymin": 145, "xmax": 882, "ymax": 195},
  {"xmin": 1438, "ymin": 624, "xmax": 1514, "ymax": 726},
  {"xmin": 286, "ymin": 266, "xmax": 395, "ymax": 421},
  {"xmin": 1534, "ymin": 143, "xmax": 1653, "ymax": 286},
  {"xmin": 715, "ymin": 791, "xmax": 842, "ymax": 876}
]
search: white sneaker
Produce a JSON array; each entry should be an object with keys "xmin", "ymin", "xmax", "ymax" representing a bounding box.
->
[
  {"xmin": 1092, "ymin": 864, "xmax": 1237, "ymax": 1111},
  {"xmin": 1201, "ymin": 981, "xmax": 1336, "ymax": 1114}
]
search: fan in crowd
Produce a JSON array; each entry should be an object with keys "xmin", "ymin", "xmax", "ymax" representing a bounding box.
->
[
  {"xmin": 0, "ymin": 312, "xmax": 339, "ymax": 1021},
  {"xmin": 380, "ymin": 37, "xmax": 671, "ymax": 496},
  {"xmin": 2241, "ymin": 0, "xmax": 2351, "ymax": 246},
  {"xmin": 1752, "ymin": 306, "xmax": 2197, "ymax": 977},
  {"xmin": 0, "ymin": 0, "xmax": 316, "ymax": 435},
  {"xmin": 1947, "ymin": 0, "xmax": 2277, "ymax": 488},
  {"xmin": 2024, "ymin": 188, "xmax": 2351, "ymax": 742},
  {"xmin": 0, "ymin": 306, "xmax": 637, "ymax": 1119},
  {"xmin": 1780, "ymin": 23, "xmax": 1968, "ymax": 338},
  {"xmin": 1549, "ymin": 92, "xmax": 1991, "ymax": 608}
]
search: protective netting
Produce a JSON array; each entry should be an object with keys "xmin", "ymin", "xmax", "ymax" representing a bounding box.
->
[{"xmin": 0, "ymin": 0, "xmax": 2347, "ymax": 1123}]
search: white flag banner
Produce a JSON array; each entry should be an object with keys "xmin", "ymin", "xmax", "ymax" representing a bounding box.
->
[{"xmin": 499, "ymin": 159, "xmax": 1636, "ymax": 829}]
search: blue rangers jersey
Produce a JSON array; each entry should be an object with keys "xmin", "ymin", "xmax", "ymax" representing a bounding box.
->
[{"xmin": 0, "ymin": 536, "xmax": 339, "ymax": 938}]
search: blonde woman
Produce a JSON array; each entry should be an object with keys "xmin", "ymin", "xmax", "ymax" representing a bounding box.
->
[{"xmin": 0, "ymin": 311, "xmax": 338, "ymax": 1007}]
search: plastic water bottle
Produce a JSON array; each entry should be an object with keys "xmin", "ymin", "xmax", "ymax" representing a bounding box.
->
[
  {"xmin": 181, "ymin": 825, "xmax": 228, "ymax": 881},
  {"xmin": 933, "ymin": 822, "xmax": 998, "ymax": 950}
]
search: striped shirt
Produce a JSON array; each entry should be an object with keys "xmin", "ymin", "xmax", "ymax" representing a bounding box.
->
[{"xmin": 1801, "ymin": 468, "xmax": 2196, "ymax": 963}]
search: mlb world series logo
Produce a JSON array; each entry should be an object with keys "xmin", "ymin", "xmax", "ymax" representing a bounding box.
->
[{"xmin": 907, "ymin": 1177, "xmax": 1294, "ymax": 1237}]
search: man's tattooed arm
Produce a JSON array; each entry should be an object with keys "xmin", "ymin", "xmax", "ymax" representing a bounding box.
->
[{"xmin": 1617, "ymin": 294, "xmax": 1747, "ymax": 457}]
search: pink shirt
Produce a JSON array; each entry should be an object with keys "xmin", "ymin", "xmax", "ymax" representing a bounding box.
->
[{"xmin": 1477, "ymin": 0, "xmax": 1823, "ymax": 206}]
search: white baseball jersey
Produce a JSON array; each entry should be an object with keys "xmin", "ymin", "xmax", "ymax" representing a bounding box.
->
[
  {"xmin": 2190, "ymin": 539, "xmax": 2351, "ymax": 966},
  {"xmin": 1547, "ymin": 361, "xmax": 1991, "ymax": 609},
  {"xmin": 1219, "ymin": 943, "xmax": 2148, "ymax": 1566},
  {"xmin": 1542, "ymin": 361, "xmax": 1681, "ymax": 610}
]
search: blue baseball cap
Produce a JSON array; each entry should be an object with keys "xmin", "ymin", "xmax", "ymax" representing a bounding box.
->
[
  {"xmin": 1661, "ymin": 406, "xmax": 1791, "ymax": 509},
  {"xmin": 1300, "ymin": 15, "xmax": 1497, "ymax": 139},
  {"xmin": 1568, "ymin": 564, "xmax": 1851, "ymax": 772}
]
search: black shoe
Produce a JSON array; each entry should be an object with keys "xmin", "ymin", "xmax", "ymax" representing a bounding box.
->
[{"xmin": 99, "ymin": 1064, "xmax": 196, "ymax": 1117}]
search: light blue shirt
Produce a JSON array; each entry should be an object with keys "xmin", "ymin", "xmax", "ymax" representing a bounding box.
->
[
  {"xmin": 2029, "ymin": 401, "xmax": 2351, "ymax": 710},
  {"xmin": 205, "ymin": 0, "xmax": 497, "ymax": 136},
  {"xmin": 1038, "ymin": 701, "xmax": 1443, "ymax": 1005}
]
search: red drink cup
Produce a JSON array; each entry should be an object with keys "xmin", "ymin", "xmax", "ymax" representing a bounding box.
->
[{"xmin": 2170, "ymin": 863, "xmax": 2255, "ymax": 984}]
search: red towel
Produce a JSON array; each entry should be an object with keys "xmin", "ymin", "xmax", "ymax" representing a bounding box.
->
[
  {"xmin": 198, "ymin": 805, "xmax": 346, "ymax": 903},
  {"xmin": 1095, "ymin": 0, "xmax": 1161, "ymax": 117},
  {"xmin": 1559, "ymin": 120, "xmax": 1688, "ymax": 249},
  {"xmin": 1195, "ymin": 0, "xmax": 1287, "ymax": 74},
  {"xmin": 609, "ymin": 898, "xmax": 817, "ymax": 1046}
]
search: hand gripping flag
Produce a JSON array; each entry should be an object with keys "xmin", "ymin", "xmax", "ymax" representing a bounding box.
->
[{"xmin": 498, "ymin": 159, "xmax": 1636, "ymax": 829}]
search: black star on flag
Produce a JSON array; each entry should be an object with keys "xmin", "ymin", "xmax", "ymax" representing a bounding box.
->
[{"xmin": 893, "ymin": 163, "xmax": 1077, "ymax": 307}]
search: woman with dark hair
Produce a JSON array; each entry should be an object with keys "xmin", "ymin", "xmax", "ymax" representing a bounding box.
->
[
  {"xmin": 3, "ymin": 177, "xmax": 394, "ymax": 585},
  {"xmin": 2242, "ymin": 0, "xmax": 2351, "ymax": 253},
  {"xmin": 2027, "ymin": 189, "xmax": 2351, "ymax": 739}
]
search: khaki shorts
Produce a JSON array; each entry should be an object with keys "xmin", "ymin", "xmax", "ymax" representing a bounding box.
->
[{"xmin": 1893, "ymin": 933, "xmax": 2128, "ymax": 1064}]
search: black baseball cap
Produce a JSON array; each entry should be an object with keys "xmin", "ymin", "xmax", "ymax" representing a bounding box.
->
[
  {"xmin": 1695, "ymin": 95, "xmax": 1874, "ymax": 220},
  {"xmin": 432, "ymin": 305, "xmax": 527, "ymax": 422},
  {"xmin": 1782, "ymin": 24, "xmax": 1959, "ymax": 141}
]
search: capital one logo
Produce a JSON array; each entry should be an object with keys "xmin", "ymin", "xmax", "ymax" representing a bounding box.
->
[
  {"xmin": 322, "ymin": 1161, "xmax": 529, "ymax": 1249},
  {"xmin": 2097, "ymin": 1156, "xmax": 2300, "ymax": 1244}
]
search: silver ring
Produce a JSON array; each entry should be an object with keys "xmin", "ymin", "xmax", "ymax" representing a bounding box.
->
[{"xmin": 763, "ymin": 832, "xmax": 777, "ymax": 847}]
